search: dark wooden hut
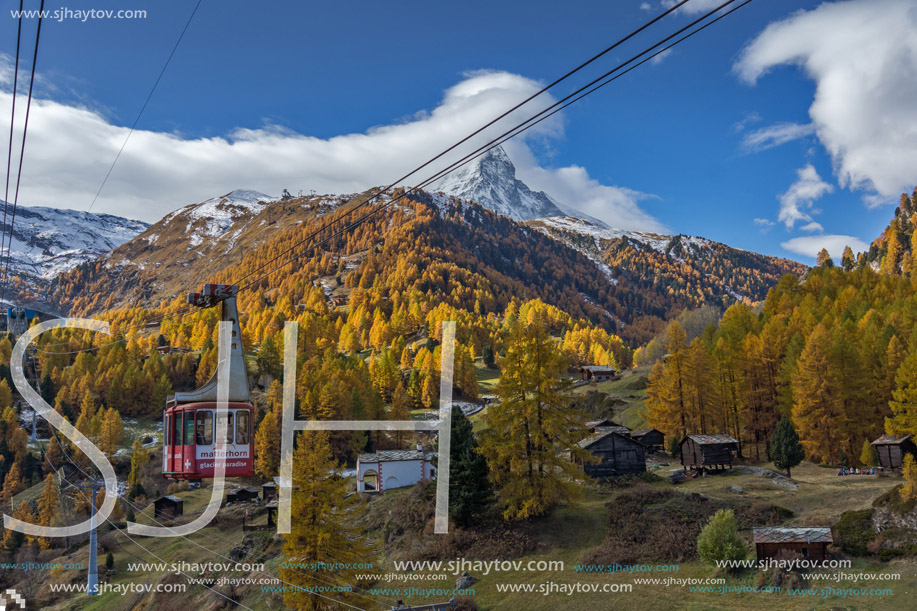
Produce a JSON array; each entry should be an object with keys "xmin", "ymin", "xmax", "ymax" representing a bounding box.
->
[
  {"xmin": 261, "ymin": 481, "xmax": 277, "ymax": 502},
  {"xmin": 754, "ymin": 527, "xmax": 833, "ymax": 562},
  {"xmin": 153, "ymin": 495, "xmax": 184, "ymax": 520},
  {"xmin": 871, "ymin": 434, "xmax": 917, "ymax": 469},
  {"xmin": 631, "ymin": 428, "xmax": 665, "ymax": 452},
  {"xmin": 576, "ymin": 430, "xmax": 646, "ymax": 479},
  {"xmin": 584, "ymin": 419, "xmax": 616, "ymax": 432},
  {"xmin": 226, "ymin": 487, "xmax": 260, "ymax": 504},
  {"xmin": 679, "ymin": 434, "xmax": 739, "ymax": 471}
]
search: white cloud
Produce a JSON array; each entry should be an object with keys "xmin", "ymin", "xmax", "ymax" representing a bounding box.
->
[
  {"xmin": 781, "ymin": 234, "xmax": 868, "ymax": 260},
  {"xmin": 799, "ymin": 221, "xmax": 824, "ymax": 233},
  {"xmin": 777, "ymin": 164, "xmax": 833, "ymax": 229},
  {"xmin": 740, "ymin": 122, "xmax": 815, "ymax": 153},
  {"xmin": 753, "ymin": 217, "xmax": 774, "ymax": 233},
  {"xmin": 732, "ymin": 111, "xmax": 762, "ymax": 133},
  {"xmin": 0, "ymin": 65, "xmax": 661, "ymax": 230},
  {"xmin": 650, "ymin": 49, "xmax": 673, "ymax": 66},
  {"xmin": 662, "ymin": 0, "xmax": 729, "ymax": 15},
  {"xmin": 735, "ymin": 0, "xmax": 917, "ymax": 201}
]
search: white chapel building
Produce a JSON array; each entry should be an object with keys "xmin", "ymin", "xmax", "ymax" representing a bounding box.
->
[{"xmin": 356, "ymin": 446, "xmax": 437, "ymax": 493}]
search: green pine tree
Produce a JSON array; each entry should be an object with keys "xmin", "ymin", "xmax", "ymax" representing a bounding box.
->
[
  {"xmin": 769, "ymin": 415, "xmax": 805, "ymax": 477},
  {"xmin": 449, "ymin": 408, "xmax": 493, "ymax": 526}
]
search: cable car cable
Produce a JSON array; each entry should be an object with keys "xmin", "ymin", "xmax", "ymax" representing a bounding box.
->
[
  {"xmin": 1, "ymin": 0, "xmax": 24, "ymax": 273},
  {"xmin": 86, "ymin": 0, "xmax": 203, "ymax": 214},
  {"xmin": 0, "ymin": 0, "xmax": 44, "ymax": 309}
]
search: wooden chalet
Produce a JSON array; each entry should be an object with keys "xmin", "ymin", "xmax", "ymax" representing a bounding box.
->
[
  {"xmin": 631, "ymin": 428, "xmax": 665, "ymax": 452},
  {"xmin": 871, "ymin": 434, "xmax": 917, "ymax": 469},
  {"xmin": 584, "ymin": 419, "xmax": 631, "ymax": 436},
  {"xmin": 679, "ymin": 434, "xmax": 739, "ymax": 471},
  {"xmin": 580, "ymin": 365, "xmax": 616, "ymax": 382},
  {"xmin": 226, "ymin": 487, "xmax": 260, "ymax": 504},
  {"xmin": 585, "ymin": 419, "xmax": 615, "ymax": 432},
  {"xmin": 576, "ymin": 430, "xmax": 646, "ymax": 479},
  {"xmin": 753, "ymin": 527, "xmax": 833, "ymax": 562},
  {"xmin": 153, "ymin": 495, "xmax": 184, "ymax": 520}
]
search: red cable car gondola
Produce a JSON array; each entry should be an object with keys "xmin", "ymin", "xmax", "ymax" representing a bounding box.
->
[{"xmin": 163, "ymin": 284, "xmax": 254, "ymax": 480}]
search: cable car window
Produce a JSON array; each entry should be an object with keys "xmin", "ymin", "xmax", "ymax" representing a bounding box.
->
[
  {"xmin": 235, "ymin": 411, "xmax": 250, "ymax": 445},
  {"xmin": 164, "ymin": 415, "xmax": 170, "ymax": 446},
  {"xmin": 184, "ymin": 411, "xmax": 195, "ymax": 446},
  {"xmin": 196, "ymin": 410, "xmax": 213, "ymax": 445},
  {"xmin": 216, "ymin": 412, "xmax": 234, "ymax": 444}
]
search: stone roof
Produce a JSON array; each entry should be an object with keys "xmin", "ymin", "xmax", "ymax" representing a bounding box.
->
[
  {"xmin": 753, "ymin": 527, "xmax": 833, "ymax": 544},
  {"xmin": 358, "ymin": 450, "xmax": 436, "ymax": 463},
  {"xmin": 871, "ymin": 434, "xmax": 913, "ymax": 446},
  {"xmin": 577, "ymin": 429, "xmax": 637, "ymax": 449},
  {"xmin": 631, "ymin": 429, "xmax": 661, "ymax": 437},
  {"xmin": 681, "ymin": 433, "xmax": 739, "ymax": 445},
  {"xmin": 581, "ymin": 366, "xmax": 616, "ymax": 373},
  {"xmin": 594, "ymin": 425, "xmax": 631, "ymax": 437}
]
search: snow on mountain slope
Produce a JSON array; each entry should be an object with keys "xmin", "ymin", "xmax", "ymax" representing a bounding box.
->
[
  {"xmin": 0, "ymin": 202, "xmax": 148, "ymax": 281},
  {"xmin": 535, "ymin": 215, "xmax": 664, "ymax": 247},
  {"xmin": 155, "ymin": 189, "xmax": 279, "ymax": 248},
  {"xmin": 433, "ymin": 146, "xmax": 567, "ymax": 221}
]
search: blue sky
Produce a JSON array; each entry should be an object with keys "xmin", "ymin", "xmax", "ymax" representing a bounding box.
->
[{"xmin": 2, "ymin": 0, "xmax": 915, "ymax": 264}]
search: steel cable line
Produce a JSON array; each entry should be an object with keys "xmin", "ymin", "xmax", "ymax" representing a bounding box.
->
[
  {"xmin": 231, "ymin": 0, "xmax": 750, "ymax": 296},
  {"xmin": 86, "ymin": 0, "xmax": 203, "ymax": 213},
  {"xmin": 225, "ymin": 0, "xmax": 697, "ymax": 292},
  {"xmin": 0, "ymin": 0, "xmax": 44, "ymax": 309},
  {"xmin": 1, "ymin": 0, "xmax": 24, "ymax": 274},
  {"xmin": 50, "ymin": 463, "xmax": 256, "ymax": 609},
  {"xmin": 35, "ymin": 0, "xmax": 745, "ymax": 355},
  {"xmin": 43, "ymin": 429, "xmax": 386, "ymax": 609},
  {"xmin": 403, "ymin": 0, "xmax": 749, "ymax": 197}
]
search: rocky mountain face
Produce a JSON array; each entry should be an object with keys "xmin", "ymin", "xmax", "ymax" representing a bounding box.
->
[
  {"xmin": 0, "ymin": 202, "xmax": 148, "ymax": 311},
  {"xmin": 3, "ymin": 150, "xmax": 804, "ymax": 338},
  {"xmin": 432, "ymin": 146, "xmax": 568, "ymax": 221}
]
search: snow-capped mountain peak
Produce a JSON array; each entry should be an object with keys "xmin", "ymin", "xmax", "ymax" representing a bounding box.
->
[
  {"xmin": 0, "ymin": 201, "xmax": 148, "ymax": 284},
  {"xmin": 433, "ymin": 146, "xmax": 567, "ymax": 221}
]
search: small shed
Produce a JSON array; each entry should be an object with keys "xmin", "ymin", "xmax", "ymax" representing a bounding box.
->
[
  {"xmin": 871, "ymin": 434, "xmax": 917, "ymax": 469},
  {"xmin": 154, "ymin": 495, "xmax": 184, "ymax": 520},
  {"xmin": 261, "ymin": 481, "xmax": 277, "ymax": 502},
  {"xmin": 226, "ymin": 487, "xmax": 260, "ymax": 504},
  {"xmin": 680, "ymin": 434, "xmax": 739, "ymax": 471},
  {"xmin": 631, "ymin": 428, "xmax": 665, "ymax": 452},
  {"xmin": 576, "ymin": 430, "xmax": 646, "ymax": 479},
  {"xmin": 581, "ymin": 366, "xmax": 616, "ymax": 382},
  {"xmin": 754, "ymin": 527, "xmax": 833, "ymax": 562}
]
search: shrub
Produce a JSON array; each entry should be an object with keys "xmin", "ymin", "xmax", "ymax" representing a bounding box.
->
[
  {"xmin": 697, "ymin": 509, "xmax": 746, "ymax": 565},
  {"xmin": 834, "ymin": 509, "xmax": 874, "ymax": 556}
]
